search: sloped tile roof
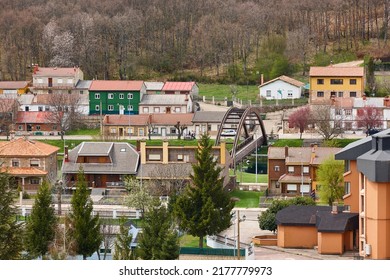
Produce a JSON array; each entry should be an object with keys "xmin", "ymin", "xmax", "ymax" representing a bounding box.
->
[
  {"xmin": 259, "ymin": 75, "xmax": 304, "ymax": 88},
  {"xmin": 103, "ymin": 114, "xmax": 150, "ymax": 126},
  {"xmin": 16, "ymin": 111, "xmax": 58, "ymax": 124},
  {"xmin": 162, "ymin": 81, "xmax": 196, "ymax": 91},
  {"xmin": 140, "ymin": 94, "xmax": 189, "ymax": 105},
  {"xmin": 0, "ymin": 167, "xmax": 47, "ymax": 176},
  {"xmin": 0, "ymin": 138, "xmax": 59, "ymax": 156},
  {"xmin": 33, "ymin": 67, "xmax": 81, "ymax": 77},
  {"xmin": 90, "ymin": 80, "xmax": 144, "ymax": 91},
  {"xmin": 309, "ymin": 66, "xmax": 364, "ymax": 77},
  {"xmin": 268, "ymin": 146, "xmax": 341, "ymax": 165},
  {"xmin": 0, "ymin": 81, "xmax": 30, "ymax": 89},
  {"xmin": 150, "ymin": 113, "xmax": 193, "ymax": 125}
]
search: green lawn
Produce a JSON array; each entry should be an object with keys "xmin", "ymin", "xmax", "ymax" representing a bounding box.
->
[
  {"xmin": 180, "ymin": 234, "xmax": 203, "ymax": 247},
  {"xmin": 198, "ymin": 83, "xmax": 259, "ymax": 101},
  {"xmin": 229, "ymin": 189, "xmax": 263, "ymax": 208},
  {"xmin": 66, "ymin": 128, "xmax": 100, "ymax": 136},
  {"xmin": 230, "ymin": 169, "xmax": 268, "ymax": 184}
]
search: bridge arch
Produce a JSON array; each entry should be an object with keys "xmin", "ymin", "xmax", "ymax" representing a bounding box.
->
[{"xmin": 215, "ymin": 106, "xmax": 268, "ymax": 169}]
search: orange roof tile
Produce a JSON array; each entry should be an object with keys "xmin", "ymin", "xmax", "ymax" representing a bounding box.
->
[
  {"xmin": 34, "ymin": 67, "xmax": 81, "ymax": 77},
  {"xmin": 309, "ymin": 66, "xmax": 364, "ymax": 77},
  {"xmin": 90, "ymin": 80, "xmax": 144, "ymax": 91},
  {"xmin": 103, "ymin": 114, "xmax": 150, "ymax": 126},
  {"xmin": 0, "ymin": 138, "xmax": 59, "ymax": 156},
  {"xmin": 0, "ymin": 167, "xmax": 47, "ymax": 176},
  {"xmin": 162, "ymin": 82, "xmax": 196, "ymax": 91},
  {"xmin": 16, "ymin": 111, "xmax": 59, "ymax": 124},
  {"xmin": 150, "ymin": 113, "xmax": 193, "ymax": 125}
]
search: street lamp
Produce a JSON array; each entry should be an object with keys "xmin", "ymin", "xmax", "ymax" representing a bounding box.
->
[
  {"xmin": 55, "ymin": 180, "xmax": 63, "ymax": 216},
  {"xmin": 236, "ymin": 209, "xmax": 246, "ymax": 259}
]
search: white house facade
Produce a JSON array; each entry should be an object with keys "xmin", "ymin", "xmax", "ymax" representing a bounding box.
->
[{"xmin": 259, "ymin": 76, "xmax": 304, "ymax": 100}]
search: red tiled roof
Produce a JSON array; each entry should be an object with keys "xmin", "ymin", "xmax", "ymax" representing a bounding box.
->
[
  {"xmin": 309, "ymin": 66, "xmax": 364, "ymax": 77},
  {"xmin": 0, "ymin": 167, "xmax": 47, "ymax": 176},
  {"xmin": 0, "ymin": 81, "xmax": 30, "ymax": 89},
  {"xmin": 150, "ymin": 113, "xmax": 193, "ymax": 125},
  {"xmin": 90, "ymin": 80, "xmax": 144, "ymax": 91},
  {"xmin": 103, "ymin": 114, "xmax": 150, "ymax": 126},
  {"xmin": 33, "ymin": 67, "xmax": 80, "ymax": 77},
  {"xmin": 16, "ymin": 111, "xmax": 58, "ymax": 124},
  {"xmin": 162, "ymin": 82, "xmax": 196, "ymax": 91},
  {"xmin": 0, "ymin": 137, "xmax": 59, "ymax": 156}
]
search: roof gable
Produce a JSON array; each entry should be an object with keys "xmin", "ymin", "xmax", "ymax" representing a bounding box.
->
[{"xmin": 259, "ymin": 75, "xmax": 304, "ymax": 88}]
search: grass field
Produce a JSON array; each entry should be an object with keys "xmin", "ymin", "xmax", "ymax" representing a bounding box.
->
[
  {"xmin": 66, "ymin": 128, "xmax": 100, "ymax": 136},
  {"xmin": 230, "ymin": 169, "xmax": 268, "ymax": 184},
  {"xmin": 229, "ymin": 189, "xmax": 263, "ymax": 208},
  {"xmin": 179, "ymin": 234, "xmax": 204, "ymax": 248},
  {"xmin": 198, "ymin": 83, "xmax": 259, "ymax": 101}
]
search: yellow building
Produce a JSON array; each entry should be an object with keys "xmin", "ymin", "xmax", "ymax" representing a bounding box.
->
[{"xmin": 309, "ymin": 66, "xmax": 364, "ymax": 104}]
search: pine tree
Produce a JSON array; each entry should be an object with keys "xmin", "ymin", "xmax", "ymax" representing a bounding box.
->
[
  {"xmin": 25, "ymin": 180, "xmax": 58, "ymax": 259},
  {"xmin": 173, "ymin": 133, "xmax": 234, "ymax": 248},
  {"xmin": 138, "ymin": 201, "xmax": 179, "ymax": 260},
  {"xmin": 69, "ymin": 169, "xmax": 102, "ymax": 260},
  {"xmin": 113, "ymin": 218, "xmax": 133, "ymax": 260},
  {"xmin": 0, "ymin": 172, "xmax": 24, "ymax": 259}
]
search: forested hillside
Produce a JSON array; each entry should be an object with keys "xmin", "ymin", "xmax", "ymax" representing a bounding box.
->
[{"xmin": 0, "ymin": 0, "xmax": 389, "ymax": 83}]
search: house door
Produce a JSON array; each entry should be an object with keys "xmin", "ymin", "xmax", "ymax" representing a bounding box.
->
[
  {"xmin": 119, "ymin": 105, "xmax": 125, "ymax": 115},
  {"xmin": 94, "ymin": 175, "xmax": 102, "ymax": 188},
  {"xmin": 119, "ymin": 127, "xmax": 124, "ymax": 137},
  {"xmin": 161, "ymin": 128, "xmax": 166, "ymax": 137},
  {"xmin": 27, "ymin": 124, "xmax": 32, "ymax": 131},
  {"xmin": 195, "ymin": 125, "xmax": 200, "ymax": 136},
  {"xmin": 166, "ymin": 107, "xmax": 171, "ymax": 114},
  {"xmin": 48, "ymin": 78, "xmax": 53, "ymax": 88}
]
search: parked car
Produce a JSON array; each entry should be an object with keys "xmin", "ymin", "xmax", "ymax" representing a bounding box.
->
[{"xmin": 221, "ymin": 129, "xmax": 236, "ymax": 136}]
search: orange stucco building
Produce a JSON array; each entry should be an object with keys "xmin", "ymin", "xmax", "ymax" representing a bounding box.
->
[
  {"xmin": 336, "ymin": 131, "xmax": 390, "ymax": 259},
  {"xmin": 276, "ymin": 205, "xmax": 358, "ymax": 255}
]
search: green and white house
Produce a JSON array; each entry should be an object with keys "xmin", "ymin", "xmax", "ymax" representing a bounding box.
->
[{"xmin": 89, "ymin": 80, "xmax": 146, "ymax": 115}]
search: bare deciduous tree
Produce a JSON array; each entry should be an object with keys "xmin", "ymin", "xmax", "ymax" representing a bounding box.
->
[{"xmin": 311, "ymin": 104, "xmax": 342, "ymax": 140}]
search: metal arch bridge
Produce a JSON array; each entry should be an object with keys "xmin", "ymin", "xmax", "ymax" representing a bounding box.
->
[{"xmin": 215, "ymin": 106, "xmax": 268, "ymax": 169}]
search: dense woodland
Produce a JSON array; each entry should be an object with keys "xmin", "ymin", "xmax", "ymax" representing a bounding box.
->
[{"xmin": 0, "ymin": 0, "xmax": 390, "ymax": 84}]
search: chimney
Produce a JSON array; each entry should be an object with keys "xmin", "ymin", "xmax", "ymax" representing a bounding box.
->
[
  {"xmin": 331, "ymin": 202, "xmax": 338, "ymax": 214},
  {"xmin": 64, "ymin": 146, "xmax": 69, "ymax": 162},
  {"xmin": 284, "ymin": 146, "xmax": 288, "ymax": 157}
]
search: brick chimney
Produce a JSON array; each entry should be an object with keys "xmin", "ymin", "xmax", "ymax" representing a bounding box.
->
[
  {"xmin": 331, "ymin": 202, "xmax": 338, "ymax": 214},
  {"xmin": 64, "ymin": 146, "xmax": 69, "ymax": 162}
]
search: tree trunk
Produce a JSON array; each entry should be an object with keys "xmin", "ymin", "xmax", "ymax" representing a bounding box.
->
[{"xmin": 199, "ymin": 235, "xmax": 204, "ymax": 248}]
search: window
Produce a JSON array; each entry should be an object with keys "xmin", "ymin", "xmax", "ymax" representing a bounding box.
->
[
  {"xmin": 128, "ymin": 105, "xmax": 133, "ymax": 111},
  {"xmin": 345, "ymin": 160, "xmax": 350, "ymax": 172},
  {"xmin": 330, "ymin": 79, "xmax": 343, "ymax": 85},
  {"xmin": 350, "ymin": 79, "xmax": 357, "ymax": 85},
  {"xmin": 287, "ymin": 184, "xmax": 297, "ymax": 193},
  {"xmin": 95, "ymin": 93, "xmax": 100, "ymax": 99},
  {"xmin": 317, "ymin": 79, "xmax": 324, "ymax": 85},
  {"xmin": 336, "ymin": 109, "xmax": 343, "ymax": 115},
  {"xmin": 12, "ymin": 160, "xmax": 19, "ymax": 167},
  {"xmin": 338, "ymin": 92, "xmax": 343, "ymax": 97},
  {"xmin": 36, "ymin": 125, "xmax": 41, "ymax": 131},
  {"xmin": 30, "ymin": 159, "xmax": 40, "ymax": 167},
  {"xmin": 108, "ymin": 105, "xmax": 114, "ymax": 111},
  {"xmin": 317, "ymin": 91, "xmax": 324, "ymax": 97},
  {"xmin": 52, "ymin": 125, "xmax": 57, "ymax": 130},
  {"xmin": 149, "ymin": 154, "xmax": 161, "ymax": 161},
  {"xmin": 154, "ymin": 107, "xmax": 160, "ymax": 113},
  {"xmin": 18, "ymin": 125, "xmax": 23, "ymax": 131},
  {"xmin": 345, "ymin": 109, "xmax": 352, "ymax": 115},
  {"xmin": 80, "ymin": 90, "xmax": 84, "ymax": 94},
  {"xmin": 274, "ymin": 166, "xmax": 280, "ymax": 172},
  {"xmin": 25, "ymin": 106, "xmax": 29, "ymax": 111},
  {"xmin": 300, "ymin": 184, "xmax": 310, "ymax": 193},
  {"xmin": 178, "ymin": 154, "xmax": 184, "ymax": 161},
  {"xmin": 266, "ymin": 90, "xmax": 271, "ymax": 97},
  {"xmin": 110, "ymin": 128, "xmax": 117, "ymax": 134},
  {"xmin": 344, "ymin": 205, "xmax": 351, "ymax": 212},
  {"xmin": 350, "ymin": 92, "xmax": 357, "ymax": 97},
  {"xmin": 67, "ymin": 78, "xmax": 73, "ymax": 84},
  {"xmin": 330, "ymin": 91, "xmax": 336, "ymax": 97},
  {"xmin": 344, "ymin": 182, "xmax": 351, "ymax": 195},
  {"xmin": 303, "ymin": 166, "xmax": 309, "ymax": 174},
  {"xmin": 153, "ymin": 128, "xmax": 158, "ymax": 134},
  {"xmin": 127, "ymin": 127, "xmax": 133, "ymax": 134},
  {"xmin": 30, "ymin": 178, "xmax": 40, "ymax": 185},
  {"xmin": 108, "ymin": 93, "xmax": 114, "ymax": 99},
  {"xmin": 95, "ymin": 105, "xmax": 100, "ymax": 111},
  {"xmin": 288, "ymin": 166, "xmax": 294, "ymax": 173},
  {"xmin": 119, "ymin": 93, "xmax": 124, "ymax": 99},
  {"xmin": 45, "ymin": 106, "xmax": 50, "ymax": 111},
  {"xmin": 37, "ymin": 78, "xmax": 43, "ymax": 84},
  {"xmin": 170, "ymin": 128, "xmax": 177, "ymax": 134},
  {"xmin": 143, "ymin": 107, "xmax": 149, "ymax": 113},
  {"xmin": 128, "ymin": 93, "xmax": 133, "ymax": 99},
  {"xmin": 287, "ymin": 90, "xmax": 293, "ymax": 98},
  {"xmin": 175, "ymin": 107, "xmax": 181, "ymax": 113},
  {"xmin": 57, "ymin": 78, "xmax": 63, "ymax": 84},
  {"xmin": 38, "ymin": 106, "xmax": 43, "ymax": 111}
]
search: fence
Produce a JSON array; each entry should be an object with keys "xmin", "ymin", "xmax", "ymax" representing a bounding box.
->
[{"xmin": 180, "ymin": 247, "xmax": 245, "ymax": 257}]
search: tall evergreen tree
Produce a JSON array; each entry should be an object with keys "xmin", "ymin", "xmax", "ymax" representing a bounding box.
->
[
  {"xmin": 0, "ymin": 172, "xmax": 24, "ymax": 259},
  {"xmin": 138, "ymin": 201, "xmax": 179, "ymax": 260},
  {"xmin": 25, "ymin": 180, "xmax": 58, "ymax": 259},
  {"xmin": 69, "ymin": 169, "xmax": 102, "ymax": 260},
  {"xmin": 113, "ymin": 218, "xmax": 134, "ymax": 260},
  {"xmin": 173, "ymin": 133, "xmax": 234, "ymax": 248}
]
